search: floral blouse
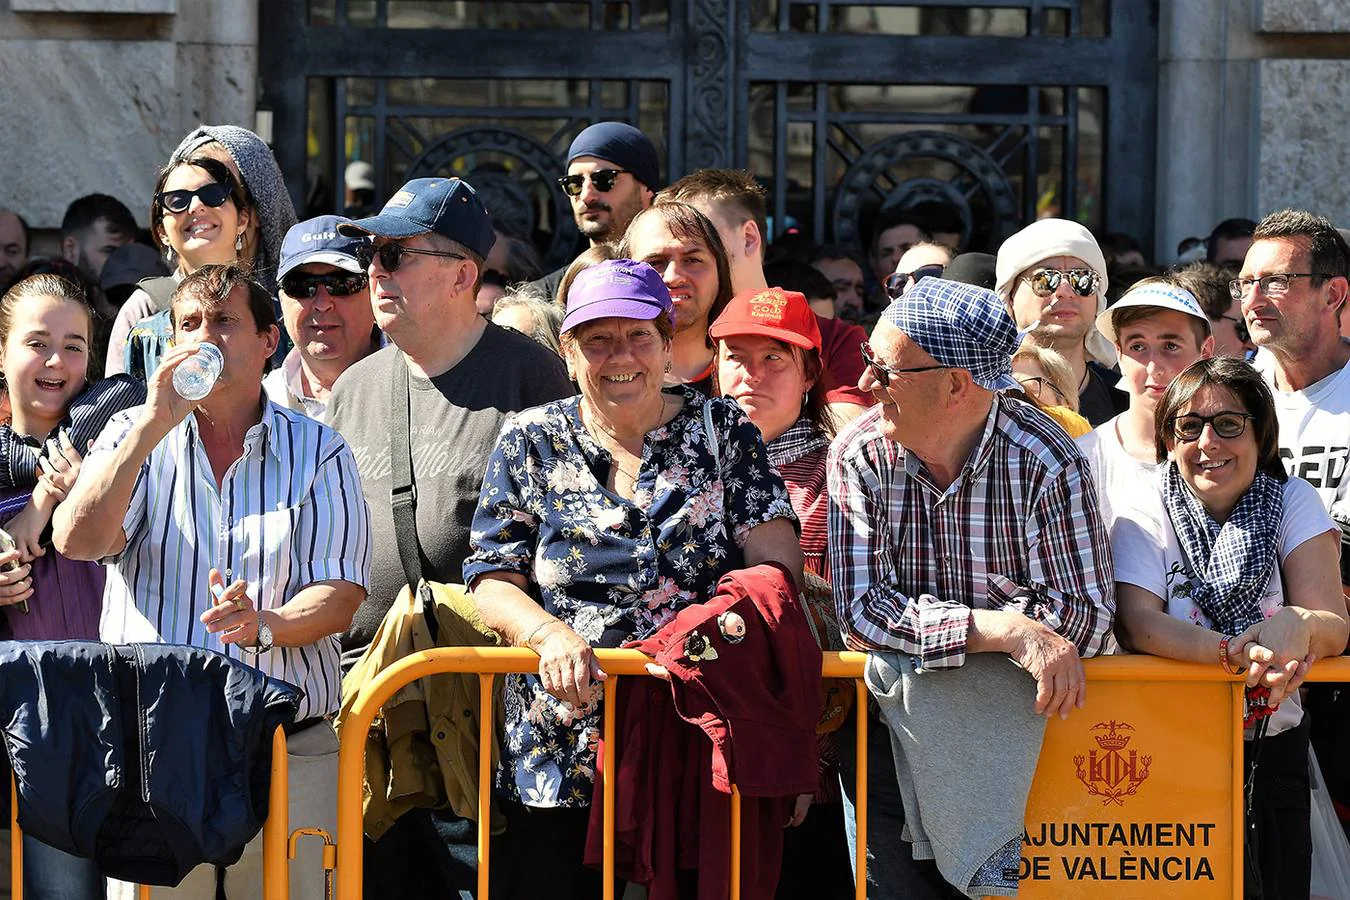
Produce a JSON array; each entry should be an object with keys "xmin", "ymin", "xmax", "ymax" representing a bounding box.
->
[{"xmin": 463, "ymin": 385, "xmax": 796, "ymax": 808}]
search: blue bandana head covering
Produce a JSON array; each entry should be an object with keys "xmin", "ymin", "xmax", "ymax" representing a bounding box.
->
[{"xmin": 881, "ymin": 277, "xmax": 1021, "ymax": 391}]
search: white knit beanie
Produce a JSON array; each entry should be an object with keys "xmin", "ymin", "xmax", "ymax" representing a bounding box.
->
[{"xmin": 995, "ymin": 218, "xmax": 1116, "ymax": 366}]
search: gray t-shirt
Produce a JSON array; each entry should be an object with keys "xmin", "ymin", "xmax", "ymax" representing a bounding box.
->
[{"xmin": 326, "ymin": 323, "xmax": 572, "ymax": 663}]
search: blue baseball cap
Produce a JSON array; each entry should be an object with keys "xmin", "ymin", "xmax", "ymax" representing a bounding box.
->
[
  {"xmin": 278, "ymin": 215, "xmax": 364, "ymax": 281},
  {"xmin": 882, "ymin": 277, "xmax": 1021, "ymax": 392},
  {"xmin": 561, "ymin": 259, "xmax": 673, "ymax": 334},
  {"xmin": 338, "ymin": 177, "xmax": 496, "ymax": 259}
]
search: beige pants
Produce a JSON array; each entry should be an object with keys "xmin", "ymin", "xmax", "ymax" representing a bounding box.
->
[{"xmin": 108, "ymin": 720, "xmax": 339, "ymax": 900}]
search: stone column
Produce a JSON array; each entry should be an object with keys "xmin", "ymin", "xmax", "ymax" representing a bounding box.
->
[{"xmin": 0, "ymin": 0, "xmax": 258, "ymax": 233}]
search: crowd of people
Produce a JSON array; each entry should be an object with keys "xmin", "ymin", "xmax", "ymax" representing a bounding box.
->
[{"xmin": 0, "ymin": 116, "xmax": 1347, "ymax": 900}]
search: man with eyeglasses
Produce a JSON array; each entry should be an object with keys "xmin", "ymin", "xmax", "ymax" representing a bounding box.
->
[
  {"xmin": 528, "ymin": 121, "xmax": 660, "ymax": 302},
  {"xmin": 830, "ymin": 277, "xmax": 1114, "ymax": 899},
  {"xmin": 1239, "ymin": 210, "xmax": 1350, "ymax": 575},
  {"xmin": 327, "ymin": 177, "xmax": 572, "ymax": 899},
  {"xmin": 996, "ymin": 218, "xmax": 1127, "ymax": 426},
  {"xmin": 263, "ymin": 215, "xmax": 381, "ymax": 423}
]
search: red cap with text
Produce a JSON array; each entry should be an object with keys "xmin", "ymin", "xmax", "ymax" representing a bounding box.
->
[{"xmin": 708, "ymin": 286, "xmax": 822, "ymax": 352}]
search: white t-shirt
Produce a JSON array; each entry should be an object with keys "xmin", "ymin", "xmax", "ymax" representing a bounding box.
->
[
  {"xmin": 1113, "ymin": 476, "xmax": 1335, "ymax": 735},
  {"xmin": 1253, "ymin": 349, "xmax": 1350, "ymax": 527},
  {"xmin": 1077, "ymin": 415, "xmax": 1163, "ymax": 535}
]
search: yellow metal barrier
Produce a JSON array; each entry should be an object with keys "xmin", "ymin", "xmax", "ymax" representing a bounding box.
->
[
  {"xmin": 8, "ymin": 725, "xmax": 292, "ymax": 900},
  {"xmin": 335, "ymin": 650, "xmax": 1350, "ymax": 900},
  {"xmin": 335, "ymin": 647, "xmax": 869, "ymax": 900}
]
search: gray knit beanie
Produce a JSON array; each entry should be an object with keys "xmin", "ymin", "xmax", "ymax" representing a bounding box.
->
[{"xmin": 172, "ymin": 125, "xmax": 298, "ymax": 293}]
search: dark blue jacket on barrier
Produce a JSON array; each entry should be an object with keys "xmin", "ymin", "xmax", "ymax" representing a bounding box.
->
[{"xmin": 0, "ymin": 641, "xmax": 301, "ymax": 886}]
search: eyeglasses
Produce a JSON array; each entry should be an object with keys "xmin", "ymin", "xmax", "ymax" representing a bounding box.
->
[
  {"xmin": 557, "ymin": 169, "xmax": 629, "ymax": 197},
  {"xmin": 280, "ymin": 271, "xmax": 369, "ymax": 299},
  {"xmin": 860, "ymin": 342, "xmax": 948, "ymax": 388},
  {"xmin": 1168, "ymin": 411, "xmax": 1255, "ymax": 442},
  {"xmin": 884, "ymin": 264, "xmax": 945, "ymax": 300},
  {"xmin": 1014, "ymin": 375, "xmax": 1068, "ymax": 405},
  {"xmin": 157, "ymin": 183, "xmax": 232, "ymax": 214},
  {"xmin": 355, "ymin": 241, "xmax": 466, "ymax": 274},
  {"xmin": 1217, "ymin": 313, "xmax": 1250, "ymax": 344},
  {"xmin": 1227, "ymin": 273, "xmax": 1331, "ymax": 301},
  {"xmin": 1024, "ymin": 268, "xmax": 1100, "ymax": 298}
]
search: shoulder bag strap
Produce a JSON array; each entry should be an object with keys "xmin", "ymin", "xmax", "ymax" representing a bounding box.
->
[
  {"xmin": 389, "ymin": 355, "xmax": 439, "ymax": 640},
  {"xmin": 703, "ymin": 397, "xmax": 720, "ymax": 476}
]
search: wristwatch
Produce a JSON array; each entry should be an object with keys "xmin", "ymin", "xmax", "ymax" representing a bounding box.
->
[{"xmin": 244, "ymin": 618, "xmax": 274, "ymax": 654}]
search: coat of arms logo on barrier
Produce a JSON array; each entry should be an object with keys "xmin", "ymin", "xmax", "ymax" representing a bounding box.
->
[{"xmin": 1074, "ymin": 720, "xmax": 1151, "ymax": 806}]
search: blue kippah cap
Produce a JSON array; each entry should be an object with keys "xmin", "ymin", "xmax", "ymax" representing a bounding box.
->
[
  {"xmin": 882, "ymin": 277, "xmax": 1021, "ymax": 392},
  {"xmin": 566, "ymin": 122, "xmax": 661, "ymax": 192}
]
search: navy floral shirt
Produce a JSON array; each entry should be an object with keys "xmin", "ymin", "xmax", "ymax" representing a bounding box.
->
[{"xmin": 463, "ymin": 386, "xmax": 796, "ymax": 807}]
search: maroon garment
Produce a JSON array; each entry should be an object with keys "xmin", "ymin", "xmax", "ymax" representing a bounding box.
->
[
  {"xmin": 0, "ymin": 491, "xmax": 104, "ymax": 641},
  {"xmin": 585, "ymin": 563, "xmax": 821, "ymax": 900},
  {"xmin": 816, "ymin": 315, "xmax": 872, "ymax": 409},
  {"xmin": 777, "ymin": 446, "xmax": 829, "ymax": 580}
]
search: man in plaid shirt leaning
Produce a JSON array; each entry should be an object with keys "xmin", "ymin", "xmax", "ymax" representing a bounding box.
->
[{"xmin": 828, "ymin": 275, "xmax": 1115, "ymax": 898}]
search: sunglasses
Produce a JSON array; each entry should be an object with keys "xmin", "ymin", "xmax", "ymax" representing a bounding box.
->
[
  {"xmin": 860, "ymin": 342, "xmax": 948, "ymax": 388},
  {"xmin": 1168, "ymin": 411, "xmax": 1254, "ymax": 442},
  {"xmin": 281, "ymin": 271, "xmax": 368, "ymax": 299},
  {"xmin": 354, "ymin": 241, "xmax": 466, "ymax": 274},
  {"xmin": 884, "ymin": 264, "xmax": 945, "ymax": 300},
  {"xmin": 1024, "ymin": 268, "xmax": 1100, "ymax": 298},
  {"xmin": 157, "ymin": 182, "xmax": 233, "ymax": 214},
  {"xmin": 557, "ymin": 169, "xmax": 629, "ymax": 197}
]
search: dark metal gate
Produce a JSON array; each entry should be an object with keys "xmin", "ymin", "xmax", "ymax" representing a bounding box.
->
[{"xmin": 260, "ymin": 1, "xmax": 1157, "ymax": 265}]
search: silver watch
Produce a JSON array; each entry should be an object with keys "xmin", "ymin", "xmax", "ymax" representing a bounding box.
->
[{"xmin": 244, "ymin": 619, "xmax": 274, "ymax": 654}]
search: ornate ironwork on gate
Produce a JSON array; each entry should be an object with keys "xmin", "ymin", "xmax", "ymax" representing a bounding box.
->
[{"xmin": 260, "ymin": 0, "xmax": 1157, "ymax": 266}]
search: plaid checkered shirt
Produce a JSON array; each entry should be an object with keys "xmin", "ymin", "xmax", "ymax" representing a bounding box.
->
[{"xmin": 826, "ymin": 396, "xmax": 1115, "ymax": 668}]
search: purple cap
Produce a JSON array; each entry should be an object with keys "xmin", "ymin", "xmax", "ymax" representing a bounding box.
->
[{"xmin": 561, "ymin": 259, "xmax": 673, "ymax": 334}]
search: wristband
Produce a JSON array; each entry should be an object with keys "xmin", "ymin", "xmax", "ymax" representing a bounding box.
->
[{"xmin": 1219, "ymin": 635, "xmax": 1238, "ymax": 675}]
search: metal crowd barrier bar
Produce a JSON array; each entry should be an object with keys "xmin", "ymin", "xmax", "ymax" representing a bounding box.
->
[
  {"xmin": 8, "ymin": 725, "xmax": 291, "ymax": 900},
  {"xmin": 335, "ymin": 646, "xmax": 867, "ymax": 900},
  {"xmin": 336, "ymin": 650, "xmax": 1350, "ymax": 900}
]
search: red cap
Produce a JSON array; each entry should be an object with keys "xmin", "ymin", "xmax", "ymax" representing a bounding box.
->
[{"xmin": 708, "ymin": 287, "xmax": 822, "ymax": 352}]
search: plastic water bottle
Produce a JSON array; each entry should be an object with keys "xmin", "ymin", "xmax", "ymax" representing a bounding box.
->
[{"xmin": 172, "ymin": 342, "xmax": 224, "ymax": 401}]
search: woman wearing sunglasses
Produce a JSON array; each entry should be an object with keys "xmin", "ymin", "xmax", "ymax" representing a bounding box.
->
[
  {"xmin": 1112, "ymin": 356, "xmax": 1348, "ymax": 900},
  {"xmin": 106, "ymin": 125, "xmax": 295, "ymax": 380}
]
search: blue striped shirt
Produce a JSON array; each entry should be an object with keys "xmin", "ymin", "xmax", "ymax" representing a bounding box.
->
[{"xmin": 92, "ymin": 400, "xmax": 372, "ymax": 719}]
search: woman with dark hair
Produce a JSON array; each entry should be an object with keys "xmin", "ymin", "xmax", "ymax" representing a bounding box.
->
[
  {"xmin": 107, "ymin": 125, "xmax": 296, "ymax": 378},
  {"xmin": 1112, "ymin": 355, "xmax": 1349, "ymax": 900}
]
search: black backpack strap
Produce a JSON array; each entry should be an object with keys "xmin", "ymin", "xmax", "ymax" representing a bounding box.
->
[{"xmin": 389, "ymin": 355, "xmax": 439, "ymax": 641}]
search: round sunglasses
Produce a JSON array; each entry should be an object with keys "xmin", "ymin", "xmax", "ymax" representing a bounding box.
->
[
  {"xmin": 280, "ymin": 271, "xmax": 369, "ymax": 299},
  {"xmin": 1024, "ymin": 268, "xmax": 1100, "ymax": 298},
  {"xmin": 157, "ymin": 182, "xmax": 233, "ymax": 215},
  {"xmin": 557, "ymin": 168, "xmax": 629, "ymax": 197}
]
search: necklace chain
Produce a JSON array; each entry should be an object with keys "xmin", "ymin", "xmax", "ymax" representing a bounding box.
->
[{"xmin": 585, "ymin": 395, "xmax": 668, "ymax": 487}]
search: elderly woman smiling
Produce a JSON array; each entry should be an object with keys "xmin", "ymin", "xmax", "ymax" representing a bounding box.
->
[{"xmin": 464, "ymin": 258, "xmax": 801, "ymax": 897}]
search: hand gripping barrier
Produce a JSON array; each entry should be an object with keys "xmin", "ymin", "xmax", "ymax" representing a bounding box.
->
[
  {"xmin": 9, "ymin": 726, "xmax": 293, "ymax": 900},
  {"xmin": 328, "ymin": 651, "xmax": 1350, "ymax": 900}
]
